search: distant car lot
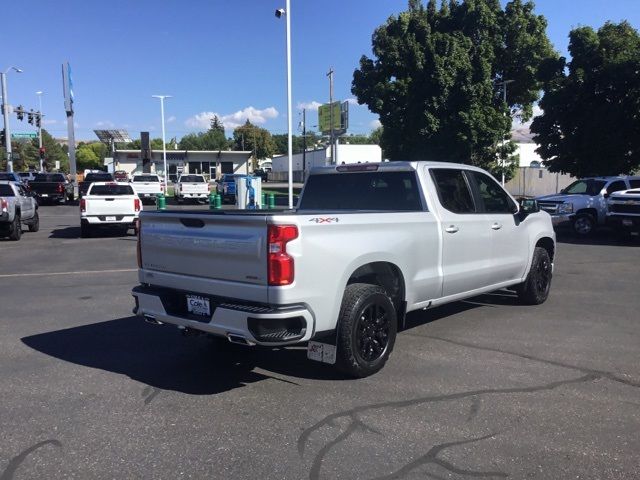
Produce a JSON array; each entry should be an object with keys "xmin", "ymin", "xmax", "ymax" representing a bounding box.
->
[{"xmin": 0, "ymin": 204, "xmax": 638, "ymax": 479}]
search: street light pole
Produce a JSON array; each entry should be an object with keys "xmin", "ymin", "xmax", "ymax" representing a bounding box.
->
[
  {"xmin": 36, "ymin": 91, "xmax": 44, "ymax": 171},
  {"xmin": 1, "ymin": 66, "xmax": 23, "ymax": 172},
  {"xmin": 276, "ymin": 1, "xmax": 294, "ymax": 208},
  {"xmin": 152, "ymin": 95, "xmax": 171, "ymax": 191}
]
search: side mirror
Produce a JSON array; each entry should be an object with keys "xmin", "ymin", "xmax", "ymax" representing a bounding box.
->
[{"xmin": 520, "ymin": 199, "xmax": 540, "ymax": 215}]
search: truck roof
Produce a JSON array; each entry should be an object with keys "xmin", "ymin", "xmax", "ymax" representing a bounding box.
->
[{"xmin": 309, "ymin": 161, "xmax": 490, "ymax": 175}]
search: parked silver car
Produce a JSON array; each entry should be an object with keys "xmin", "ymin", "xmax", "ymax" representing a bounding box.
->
[{"xmin": 0, "ymin": 181, "xmax": 39, "ymax": 240}]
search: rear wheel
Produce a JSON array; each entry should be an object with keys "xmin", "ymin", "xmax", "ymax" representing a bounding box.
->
[
  {"xmin": 335, "ymin": 283, "xmax": 397, "ymax": 378},
  {"xmin": 9, "ymin": 213, "xmax": 22, "ymax": 241},
  {"xmin": 28, "ymin": 211, "xmax": 40, "ymax": 232},
  {"xmin": 517, "ymin": 247, "xmax": 552, "ymax": 305}
]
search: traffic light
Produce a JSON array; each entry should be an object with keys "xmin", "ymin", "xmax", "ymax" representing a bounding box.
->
[
  {"xmin": 35, "ymin": 113, "xmax": 41, "ymax": 128},
  {"xmin": 16, "ymin": 105, "xmax": 24, "ymax": 121},
  {"xmin": 0, "ymin": 131, "xmax": 5, "ymax": 147},
  {"xmin": 39, "ymin": 147, "xmax": 46, "ymax": 160},
  {"xmin": 27, "ymin": 110, "xmax": 34, "ymax": 125}
]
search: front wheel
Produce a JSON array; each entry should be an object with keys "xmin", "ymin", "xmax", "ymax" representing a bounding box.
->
[
  {"xmin": 573, "ymin": 213, "xmax": 595, "ymax": 236},
  {"xmin": 28, "ymin": 211, "xmax": 40, "ymax": 232},
  {"xmin": 9, "ymin": 213, "xmax": 22, "ymax": 241},
  {"xmin": 517, "ymin": 247, "xmax": 552, "ymax": 305},
  {"xmin": 335, "ymin": 283, "xmax": 397, "ymax": 378}
]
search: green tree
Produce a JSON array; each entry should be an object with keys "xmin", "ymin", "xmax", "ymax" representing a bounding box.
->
[
  {"xmin": 233, "ymin": 121, "xmax": 276, "ymax": 161},
  {"xmin": 532, "ymin": 22, "xmax": 640, "ymax": 177},
  {"xmin": 40, "ymin": 130, "xmax": 69, "ymax": 172},
  {"xmin": 272, "ymin": 132, "xmax": 322, "ymax": 155},
  {"xmin": 76, "ymin": 144, "xmax": 101, "ymax": 171},
  {"xmin": 352, "ymin": 0, "xmax": 555, "ymax": 179},
  {"xmin": 178, "ymin": 116, "xmax": 230, "ymax": 151}
]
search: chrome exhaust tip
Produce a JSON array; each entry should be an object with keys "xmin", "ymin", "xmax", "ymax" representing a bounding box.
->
[{"xmin": 227, "ymin": 333, "xmax": 251, "ymax": 346}]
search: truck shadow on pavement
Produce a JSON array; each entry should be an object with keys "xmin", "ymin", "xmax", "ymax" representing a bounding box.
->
[
  {"xmin": 49, "ymin": 226, "xmax": 135, "ymax": 239},
  {"xmin": 555, "ymin": 229, "xmax": 640, "ymax": 247},
  {"xmin": 21, "ymin": 316, "xmax": 345, "ymax": 397}
]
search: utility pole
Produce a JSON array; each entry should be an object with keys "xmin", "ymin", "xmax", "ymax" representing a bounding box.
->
[
  {"xmin": 36, "ymin": 91, "xmax": 44, "ymax": 171},
  {"xmin": 302, "ymin": 108, "xmax": 306, "ymax": 180},
  {"xmin": 496, "ymin": 79, "xmax": 514, "ymax": 186},
  {"xmin": 327, "ymin": 67, "xmax": 334, "ymax": 165}
]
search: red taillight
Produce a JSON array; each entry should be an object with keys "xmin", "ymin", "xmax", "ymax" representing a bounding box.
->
[
  {"xmin": 80, "ymin": 198, "xmax": 86, "ymax": 213},
  {"xmin": 56, "ymin": 183, "xmax": 64, "ymax": 193},
  {"xmin": 134, "ymin": 198, "xmax": 141, "ymax": 212},
  {"xmin": 1, "ymin": 199, "xmax": 8, "ymax": 211},
  {"xmin": 267, "ymin": 225, "xmax": 298, "ymax": 286}
]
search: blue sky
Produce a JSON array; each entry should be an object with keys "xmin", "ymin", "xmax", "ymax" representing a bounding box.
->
[{"xmin": 3, "ymin": 0, "xmax": 640, "ymax": 142}]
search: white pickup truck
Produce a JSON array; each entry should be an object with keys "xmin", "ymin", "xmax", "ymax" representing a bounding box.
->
[
  {"xmin": 80, "ymin": 182, "xmax": 142, "ymax": 237},
  {"xmin": 174, "ymin": 174, "xmax": 210, "ymax": 203},
  {"xmin": 131, "ymin": 174, "xmax": 164, "ymax": 204},
  {"xmin": 133, "ymin": 162, "xmax": 555, "ymax": 377}
]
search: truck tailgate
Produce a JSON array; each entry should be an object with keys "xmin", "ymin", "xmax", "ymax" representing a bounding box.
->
[
  {"xmin": 86, "ymin": 196, "xmax": 137, "ymax": 215},
  {"xmin": 180, "ymin": 183, "xmax": 208, "ymax": 194},
  {"xmin": 139, "ymin": 211, "xmax": 268, "ymax": 286}
]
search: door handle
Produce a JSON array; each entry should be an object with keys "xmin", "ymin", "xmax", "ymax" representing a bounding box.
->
[
  {"xmin": 491, "ymin": 223, "xmax": 502, "ymax": 230},
  {"xmin": 445, "ymin": 225, "xmax": 459, "ymax": 233}
]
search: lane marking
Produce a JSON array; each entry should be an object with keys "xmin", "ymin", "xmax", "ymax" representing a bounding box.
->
[{"xmin": 0, "ymin": 268, "xmax": 137, "ymax": 278}]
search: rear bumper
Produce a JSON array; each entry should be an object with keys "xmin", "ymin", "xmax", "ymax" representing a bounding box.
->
[
  {"xmin": 132, "ymin": 284, "xmax": 315, "ymax": 346},
  {"xmin": 82, "ymin": 215, "xmax": 138, "ymax": 225},
  {"xmin": 178, "ymin": 192, "xmax": 208, "ymax": 198}
]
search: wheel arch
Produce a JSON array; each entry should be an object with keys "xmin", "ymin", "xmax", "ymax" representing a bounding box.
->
[
  {"xmin": 535, "ymin": 236, "xmax": 555, "ymax": 263},
  {"xmin": 345, "ymin": 261, "xmax": 407, "ymax": 329}
]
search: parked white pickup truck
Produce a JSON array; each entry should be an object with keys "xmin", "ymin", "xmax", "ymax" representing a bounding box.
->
[
  {"xmin": 174, "ymin": 174, "xmax": 210, "ymax": 203},
  {"xmin": 133, "ymin": 162, "xmax": 555, "ymax": 377},
  {"xmin": 80, "ymin": 182, "xmax": 142, "ymax": 237},
  {"xmin": 131, "ymin": 174, "xmax": 164, "ymax": 204}
]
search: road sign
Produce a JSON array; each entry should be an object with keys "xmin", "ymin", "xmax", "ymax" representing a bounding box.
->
[{"xmin": 11, "ymin": 133, "xmax": 38, "ymax": 139}]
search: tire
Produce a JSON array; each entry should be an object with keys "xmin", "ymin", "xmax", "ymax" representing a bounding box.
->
[
  {"xmin": 517, "ymin": 247, "xmax": 552, "ymax": 305},
  {"xmin": 80, "ymin": 222, "xmax": 92, "ymax": 238},
  {"xmin": 572, "ymin": 213, "xmax": 595, "ymax": 236},
  {"xmin": 28, "ymin": 211, "xmax": 40, "ymax": 232},
  {"xmin": 67, "ymin": 193, "xmax": 74, "ymax": 202},
  {"xmin": 335, "ymin": 283, "xmax": 397, "ymax": 378},
  {"xmin": 9, "ymin": 213, "xmax": 22, "ymax": 241}
]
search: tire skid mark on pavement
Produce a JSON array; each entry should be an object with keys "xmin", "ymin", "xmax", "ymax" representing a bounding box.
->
[
  {"xmin": 417, "ymin": 334, "xmax": 640, "ymax": 388},
  {"xmin": 0, "ymin": 268, "xmax": 137, "ymax": 278},
  {"xmin": 0, "ymin": 439, "xmax": 62, "ymax": 480},
  {"xmin": 299, "ymin": 374, "xmax": 597, "ymax": 480}
]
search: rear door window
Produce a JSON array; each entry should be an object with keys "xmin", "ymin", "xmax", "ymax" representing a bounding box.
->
[{"xmin": 430, "ymin": 169, "xmax": 476, "ymax": 214}]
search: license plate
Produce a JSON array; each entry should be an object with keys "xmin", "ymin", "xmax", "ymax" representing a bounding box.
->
[
  {"xmin": 105, "ymin": 216, "xmax": 116, "ymax": 222},
  {"xmin": 144, "ymin": 193, "xmax": 151, "ymax": 197},
  {"xmin": 187, "ymin": 295, "xmax": 210, "ymax": 316},
  {"xmin": 623, "ymin": 219, "xmax": 633, "ymax": 226},
  {"xmin": 41, "ymin": 194, "xmax": 48, "ymax": 197}
]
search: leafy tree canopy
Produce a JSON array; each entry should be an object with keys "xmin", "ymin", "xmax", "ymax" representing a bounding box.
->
[
  {"xmin": 233, "ymin": 120, "xmax": 276, "ymax": 160},
  {"xmin": 352, "ymin": 0, "xmax": 555, "ymax": 178},
  {"xmin": 532, "ymin": 21, "xmax": 640, "ymax": 177}
]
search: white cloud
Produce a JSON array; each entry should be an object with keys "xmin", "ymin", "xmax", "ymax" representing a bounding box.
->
[
  {"xmin": 346, "ymin": 98, "xmax": 360, "ymax": 106},
  {"xmin": 95, "ymin": 120, "xmax": 115, "ymax": 128},
  {"xmin": 297, "ymin": 100, "xmax": 323, "ymax": 111},
  {"xmin": 185, "ymin": 106, "xmax": 279, "ymax": 131},
  {"xmin": 166, "ymin": 116, "xmax": 176, "ymax": 123},
  {"xmin": 43, "ymin": 119, "xmax": 58, "ymax": 126},
  {"xmin": 369, "ymin": 119, "xmax": 382, "ymax": 129}
]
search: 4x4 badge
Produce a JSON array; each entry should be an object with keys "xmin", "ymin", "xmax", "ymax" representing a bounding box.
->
[{"xmin": 309, "ymin": 217, "xmax": 339, "ymax": 224}]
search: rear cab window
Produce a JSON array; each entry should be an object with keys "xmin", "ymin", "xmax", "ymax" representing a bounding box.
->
[
  {"xmin": 34, "ymin": 174, "xmax": 66, "ymax": 182},
  {"xmin": 0, "ymin": 184, "xmax": 16, "ymax": 196},
  {"xmin": 133, "ymin": 175, "xmax": 160, "ymax": 182},
  {"xmin": 299, "ymin": 171, "xmax": 423, "ymax": 211},
  {"xmin": 89, "ymin": 184, "xmax": 135, "ymax": 196},
  {"xmin": 85, "ymin": 173, "xmax": 114, "ymax": 182},
  {"xmin": 180, "ymin": 175, "xmax": 205, "ymax": 183}
]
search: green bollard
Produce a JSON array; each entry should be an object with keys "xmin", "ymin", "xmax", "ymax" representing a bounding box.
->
[
  {"xmin": 268, "ymin": 193, "xmax": 275, "ymax": 209},
  {"xmin": 261, "ymin": 192, "xmax": 266, "ymax": 209},
  {"xmin": 215, "ymin": 194, "xmax": 222, "ymax": 209},
  {"xmin": 156, "ymin": 193, "xmax": 166, "ymax": 210},
  {"xmin": 209, "ymin": 192, "xmax": 216, "ymax": 210}
]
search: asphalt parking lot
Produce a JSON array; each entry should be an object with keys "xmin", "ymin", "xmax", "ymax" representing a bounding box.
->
[{"xmin": 1, "ymin": 204, "xmax": 639, "ymax": 479}]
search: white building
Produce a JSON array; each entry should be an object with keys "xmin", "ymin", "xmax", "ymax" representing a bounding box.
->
[
  {"xmin": 112, "ymin": 150, "xmax": 252, "ymax": 181},
  {"xmin": 270, "ymin": 144, "xmax": 382, "ymax": 181}
]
